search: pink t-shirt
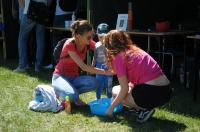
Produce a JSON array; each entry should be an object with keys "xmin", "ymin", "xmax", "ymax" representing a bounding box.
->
[{"xmin": 112, "ymin": 49, "xmax": 163, "ymax": 85}]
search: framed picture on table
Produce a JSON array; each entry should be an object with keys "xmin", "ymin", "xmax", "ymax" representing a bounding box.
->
[{"xmin": 116, "ymin": 14, "xmax": 128, "ymax": 31}]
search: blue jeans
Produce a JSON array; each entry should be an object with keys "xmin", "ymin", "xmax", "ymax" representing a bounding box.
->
[
  {"xmin": 96, "ymin": 62, "xmax": 113, "ymax": 99},
  {"xmin": 18, "ymin": 15, "xmax": 45, "ymax": 69},
  {"xmin": 52, "ymin": 74, "xmax": 100, "ymax": 102},
  {"xmin": 19, "ymin": 7, "xmax": 24, "ymax": 23}
]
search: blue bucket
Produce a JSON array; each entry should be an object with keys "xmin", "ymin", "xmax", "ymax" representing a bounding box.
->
[{"xmin": 88, "ymin": 98, "xmax": 123, "ymax": 116}]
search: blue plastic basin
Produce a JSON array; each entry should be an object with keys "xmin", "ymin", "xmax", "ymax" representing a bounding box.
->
[{"xmin": 88, "ymin": 98, "xmax": 123, "ymax": 116}]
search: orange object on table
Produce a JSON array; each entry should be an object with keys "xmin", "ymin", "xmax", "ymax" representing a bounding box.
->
[
  {"xmin": 128, "ymin": 2, "xmax": 133, "ymax": 30},
  {"xmin": 155, "ymin": 21, "xmax": 170, "ymax": 32}
]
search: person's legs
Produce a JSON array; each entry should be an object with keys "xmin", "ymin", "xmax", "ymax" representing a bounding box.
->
[
  {"xmin": 96, "ymin": 74, "xmax": 105, "ymax": 99},
  {"xmin": 132, "ymin": 84, "xmax": 171, "ymax": 110},
  {"xmin": 14, "ymin": 15, "xmax": 35, "ymax": 71},
  {"xmin": 112, "ymin": 85, "xmax": 155, "ymax": 123},
  {"xmin": 35, "ymin": 23, "xmax": 45, "ymax": 72},
  {"xmin": 52, "ymin": 74, "xmax": 79, "ymax": 102},
  {"xmin": 112, "ymin": 85, "xmax": 144, "ymax": 110},
  {"xmin": 19, "ymin": 6, "xmax": 24, "ymax": 23},
  {"xmin": 70, "ymin": 75, "xmax": 99, "ymax": 105},
  {"xmin": 95, "ymin": 62, "xmax": 105, "ymax": 99},
  {"xmin": 132, "ymin": 84, "xmax": 171, "ymax": 123},
  {"xmin": 73, "ymin": 75, "xmax": 99, "ymax": 94},
  {"xmin": 105, "ymin": 75, "xmax": 113, "ymax": 98}
]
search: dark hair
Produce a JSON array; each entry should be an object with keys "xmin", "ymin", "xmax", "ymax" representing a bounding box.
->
[{"xmin": 71, "ymin": 20, "xmax": 93, "ymax": 36}]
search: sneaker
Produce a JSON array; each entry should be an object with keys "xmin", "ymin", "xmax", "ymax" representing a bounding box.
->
[
  {"xmin": 13, "ymin": 67, "xmax": 27, "ymax": 72},
  {"xmin": 59, "ymin": 100, "xmax": 66, "ymax": 111},
  {"xmin": 128, "ymin": 107, "xmax": 141, "ymax": 116},
  {"xmin": 136, "ymin": 109, "xmax": 155, "ymax": 123},
  {"xmin": 44, "ymin": 64, "xmax": 53, "ymax": 69},
  {"xmin": 75, "ymin": 99, "xmax": 87, "ymax": 106}
]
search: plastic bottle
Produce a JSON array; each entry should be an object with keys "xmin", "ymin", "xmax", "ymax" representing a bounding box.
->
[
  {"xmin": 65, "ymin": 96, "xmax": 71, "ymax": 114},
  {"xmin": 128, "ymin": 2, "xmax": 133, "ymax": 31}
]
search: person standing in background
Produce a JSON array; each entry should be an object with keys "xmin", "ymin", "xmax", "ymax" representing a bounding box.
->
[
  {"xmin": 44, "ymin": 0, "xmax": 75, "ymax": 69},
  {"xmin": 18, "ymin": 0, "xmax": 24, "ymax": 22},
  {"xmin": 14, "ymin": 0, "xmax": 53, "ymax": 73},
  {"xmin": 11, "ymin": 0, "xmax": 24, "ymax": 23}
]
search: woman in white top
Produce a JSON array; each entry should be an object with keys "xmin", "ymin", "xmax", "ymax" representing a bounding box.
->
[
  {"xmin": 14, "ymin": 0, "xmax": 53, "ymax": 72},
  {"xmin": 44, "ymin": 0, "xmax": 75, "ymax": 68}
]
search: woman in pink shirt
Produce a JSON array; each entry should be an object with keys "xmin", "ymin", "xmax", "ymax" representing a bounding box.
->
[{"xmin": 105, "ymin": 30, "xmax": 171, "ymax": 123}]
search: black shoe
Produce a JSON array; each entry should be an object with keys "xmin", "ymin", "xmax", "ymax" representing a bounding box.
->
[
  {"xmin": 136, "ymin": 109, "xmax": 155, "ymax": 123},
  {"xmin": 123, "ymin": 107, "xmax": 141, "ymax": 116},
  {"xmin": 128, "ymin": 107, "xmax": 141, "ymax": 115}
]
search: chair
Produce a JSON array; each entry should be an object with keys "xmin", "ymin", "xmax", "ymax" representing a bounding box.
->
[{"xmin": 153, "ymin": 38, "xmax": 176, "ymax": 80}]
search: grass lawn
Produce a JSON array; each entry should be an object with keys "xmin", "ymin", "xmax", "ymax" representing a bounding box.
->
[{"xmin": 0, "ymin": 60, "xmax": 200, "ymax": 132}]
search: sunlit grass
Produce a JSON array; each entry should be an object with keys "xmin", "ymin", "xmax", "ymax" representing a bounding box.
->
[{"xmin": 0, "ymin": 60, "xmax": 200, "ymax": 132}]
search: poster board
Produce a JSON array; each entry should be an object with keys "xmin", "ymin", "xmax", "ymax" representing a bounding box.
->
[{"xmin": 116, "ymin": 14, "xmax": 128, "ymax": 31}]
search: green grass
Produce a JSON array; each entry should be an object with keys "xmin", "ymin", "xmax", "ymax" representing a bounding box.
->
[{"xmin": 0, "ymin": 60, "xmax": 200, "ymax": 132}]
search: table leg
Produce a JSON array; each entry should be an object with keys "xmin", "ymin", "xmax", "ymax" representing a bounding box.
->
[
  {"xmin": 158, "ymin": 36, "xmax": 161, "ymax": 66},
  {"xmin": 147, "ymin": 36, "xmax": 151, "ymax": 53},
  {"xmin": 193, "ymin": 40, "xmax": 199, "ymax": 101},
  {"xmin": 162, "ymin": 38, "xmax": 166, "ymax": 69},
  {"xmin": 184, "ymin": 37, "xmax": 187, "ymax": 89}
]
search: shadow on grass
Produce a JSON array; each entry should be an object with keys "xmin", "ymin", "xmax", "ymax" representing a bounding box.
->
[
  {"xmin": 0, "ymin": 59, "xmax": 53, "ymax": 83},
  {"xmin": 72, "ymin": 105, "xmax": 186, "ymax": 132},
  {"xmin": 162, "ymin": 81, "xmax": 200, "ymax": 119},
  {"xmin": 100, "ymin": 116, "xmax": 186, "ymax": 132}
]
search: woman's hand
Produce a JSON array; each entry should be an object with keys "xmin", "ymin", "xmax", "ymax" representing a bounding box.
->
[
  {"xmin": 105, "ymin": 70, "xmax": 115, "ymax": 76},
  {"xmin": 106, "ymin": 106, "xmax": 114, "ymax": 117}
]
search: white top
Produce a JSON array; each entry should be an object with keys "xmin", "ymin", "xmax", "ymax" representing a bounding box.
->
[
  {"xmin": 93, "ymin": 42, "xmax": 106, "ymax": 63},
  {"xmin": 55, "ymin": 0, "xmax": 73, "ymax": 16},
  {"xmin": 23, "ymin": 0, "xmax": 48, "ymax": 14}
]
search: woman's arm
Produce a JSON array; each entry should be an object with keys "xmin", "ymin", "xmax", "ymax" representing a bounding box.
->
[
  {"xmin": 92, "ymin": 57, "xmax": 96, "ymax": 67},
  {"xmin": 106, "ymin": 75, "xmax": 129, "ymax": 116},
  {"xmin": 68, "ymin": 51, "xmax": 113, "ymax": 75}
]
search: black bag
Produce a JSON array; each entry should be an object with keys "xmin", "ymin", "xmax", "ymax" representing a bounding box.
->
[
  {"xmin": 53, "ymin": 38, "xmax": 90, "ymax": 64},
  {"xmin": 59, "ymin": 0, "xmax": 77, "ymax": 12},
  {"xmin": 27, "ymin": 0, "xmax": 51, "ymax": 25},
  {"xmin": 53, "ymin": 38, "xmax": 69, "ymax": 64}
]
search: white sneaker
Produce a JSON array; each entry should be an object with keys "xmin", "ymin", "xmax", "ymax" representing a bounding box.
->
[
  {"xmin": 13, "ymin": 67, "xmax": 27, "ymax": 72},
  {"xmin": 44, "ymin": 64, "xmax": 53, "ymax": 69},
  {"xmin": 13, "ymin": 66, "xmax": 29, "ymax": 72}
]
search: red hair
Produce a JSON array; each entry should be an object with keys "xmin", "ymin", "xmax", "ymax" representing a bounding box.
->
[{"xmin": 104, "ymin": 30, "xmax": 139, "ymax": 70}]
